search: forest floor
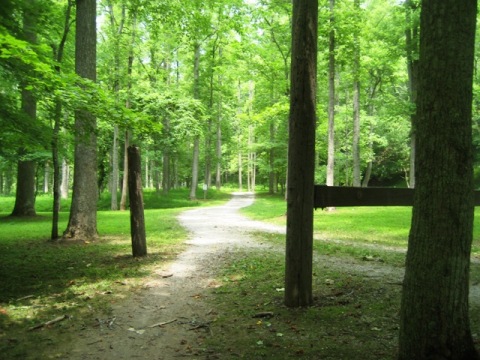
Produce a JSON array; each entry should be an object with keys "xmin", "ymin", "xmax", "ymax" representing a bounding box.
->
[{"xmin": 53, "ymin": 193, "xmax": 480, "ymax": 359}]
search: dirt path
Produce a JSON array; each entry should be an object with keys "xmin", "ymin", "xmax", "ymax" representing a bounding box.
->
[{"xmin": 61, "ymin": 192, "xmax": 281, "ymax": 360}]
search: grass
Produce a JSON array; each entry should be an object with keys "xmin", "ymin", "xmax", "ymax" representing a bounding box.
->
[
  {"xmin": 241, "ymin": 192, "xmax": 480, "ymax": 261},
  {"xmin": 207, "ymin": 249, "xmax": 402, "ymax": 359},
  {"xmin": 2, "ymin": 189, "xmax": 480, "ymax": 359},
  {"xmin": 204, "ymin": 193, "xmax": 480, "ymax": 359},
  {"xmin": 0, "ymin": 187, "xmax": 230, "ymax": 359}
]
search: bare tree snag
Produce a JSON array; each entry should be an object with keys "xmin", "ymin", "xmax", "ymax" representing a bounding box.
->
[{"xmin": 128, "ymin": 145, "xmax": 147, "ymax": 257}]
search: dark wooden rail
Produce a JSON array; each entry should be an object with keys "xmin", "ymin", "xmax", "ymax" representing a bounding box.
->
[{"xmin": 314, "ymin": 185, "xmax": 480, "ymax": 209}]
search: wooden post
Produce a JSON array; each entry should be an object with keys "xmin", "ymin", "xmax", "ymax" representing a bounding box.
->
[{"xmin": 128, "ymin": 145, "xmax": 147, "ymax": 257}]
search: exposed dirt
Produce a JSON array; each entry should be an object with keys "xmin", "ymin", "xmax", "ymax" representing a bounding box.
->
[{"xmin": 56, "ymin": 193, "xmax": 480, "ymax": 359}]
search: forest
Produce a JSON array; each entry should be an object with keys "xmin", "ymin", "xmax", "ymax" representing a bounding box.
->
[
  {"xmin": 3, "ymin": 0, "xmax": 463, "ymax": 212},
  {"xmin": 2, "ymin": 0, "xmax": 480, "ymax": 359}
]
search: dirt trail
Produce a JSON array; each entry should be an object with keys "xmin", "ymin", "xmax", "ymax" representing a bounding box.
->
[{"xmin": 60, "ymin": 192, "xmax": 279, "ymax": 360}]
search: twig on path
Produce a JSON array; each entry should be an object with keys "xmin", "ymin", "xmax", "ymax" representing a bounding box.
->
[
  {"xmin": 87, "ymin": 339, "xmax": 103, "ymax": 345},
  {"xmin": 148, "ymin": 318, "xmax": 177, "ymax": 328},
  {"xmin": 28, "ymin": 314, "xmax": 70, "ymax": 331},
  {"xmin": 252, "ymin": 312, "xmax": 274, "ymax": 319}
]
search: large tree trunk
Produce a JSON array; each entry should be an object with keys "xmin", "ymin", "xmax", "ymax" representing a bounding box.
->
[
  {"xmin": 398, "ymin": 1, "xmax": 479, "ymax": 359},
  {"xmin": 63, "ymin": 0, "xmax": 98, "ymax": 241},
  {"xmin": 11, "ymin": 4, "xmax": 37, "ymax": 217},
  {"xmin": 284, "ymin": 0, "xmax": 317, "ymax": 308}
]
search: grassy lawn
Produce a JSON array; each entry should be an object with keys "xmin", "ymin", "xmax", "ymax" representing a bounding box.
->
[
  {"xmin": 2, "ymin": 189, "xmax": 479, "ymax": 359},
  {"xmin": 0, "ymin": 188, "xmax": 230, "ymax": 359},
  {"xmin": 241, "ymin": 192, "xmax": 480, "ymax": 261}
]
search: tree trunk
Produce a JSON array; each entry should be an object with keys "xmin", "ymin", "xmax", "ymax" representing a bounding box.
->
[
  {"xmin": 120, "ymin": 10, "xmax": 136, "ymax": 210},
  {"xmin": 111, "ymin": 124, "xmax": 119, "ymax": 209},
  {"xmin": 352, "ymin": 0, "xmax": 361, "ymax": 187},
  {"xmin": 215, "ymin": 48, "xmax": 223, "ymax": 191},
  {"xmin": 215, "ymin": 113, "xmax": 222, "ymax": 190},
  {"xmin": 284, "ymin": 0, "xmax": 317, "ymax": 308},
  {"xmin": 63, "ymin": 0, "xmax": 98, "ymax": 242},
  {"xmin": 11, "ymin": 158, "xmax": 36, "ymax": 217},
  {"xmin": 190, "ymin": 137, "xmax": 200, "ymax": 200},
  {"xmin": 326, "ymin": 0, "xmax": 335, "ymax": 189},
  {"xmin": 269, "ymin": 122, "xmax": 275, "ymax": 194},
  {"xmin": 128, "ymin": 146, "xmax": 147, "ymax": 257},
  {"xmin": 238, "ymin": 151, "xmax": 242, "ymax": 191},
  {"xmin": 120, "ymin": 130, "xmax": 130, "ymax": 210},
  {"xmin": 61, "ymin": 158, "xmax": 69, "ymax": 199},
  {"xmin": 162, "ymin": 151, "xmax": 170, "ymax": 194},
  {"xmin": 189, "ymin": 42, "xmax": 201, "ymax": 201},
  {"xmin": 398, "ymin": 1, "xmax": 479, "ymax": 359},
  {"xmin": 405, "ymin": 0, "xmax": 418, "ymax": 189},
  {"xmin": 11, "ymin": 5, "xmax": 37, "ymax": 217}
]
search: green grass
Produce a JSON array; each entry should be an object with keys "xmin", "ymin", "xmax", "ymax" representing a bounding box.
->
[
  {"xmin": 2, "ymin": 189, "xmax": 480, "ymax": 359},
  {"xmin": 206, "ymin": 195, "xmax": 480, "ymax": 359},
  {"xmin": 207, "ymin": 249, "xmax": 402, "ymax": 359},
  {"xmin": 241, "ymin": 192, "xmax": 480, "ymax": 259},
  {"xmin": 0, "ymin": 188, "xmax": 230, "ymax": 359}
]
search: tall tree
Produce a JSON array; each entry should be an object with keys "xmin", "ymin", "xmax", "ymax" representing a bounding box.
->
[
  {"xmin": 352, "ymin": 0, "xmax": 361, "ymax": 187},
  {"xmin": 62, "ymin": 0, "xmax": 98, "ymax": 241},
  {"xmin": 398, "ymin": 0, "xmax": 479, "ymax": 359},
  {"xmin": 326, "ymin": 0, "xmax": 335, "ymax": 189},
  {"xmin": 284, "ymin": 0, "xmax": 317, "ymax": 308},
  {"xmin": 405, "ymin": 0, "xmax": 419, "ymax": 189},
  {"xmin": 51, "ymin": 0, "xmax": 73, "ymax": 239},
  {"xmin": 11, "ymin": 1, "xmax": 38, "ymax": 217},
  {"xmin": 189, "ymin": 42, "xmax": 201, "ymax": 201}
]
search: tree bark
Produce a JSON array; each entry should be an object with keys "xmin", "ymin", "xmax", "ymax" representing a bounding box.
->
[
  {"xmin": 11, "ymin": 4, "xmax": 38, "ymax": 217},
  {"xmin": 189, "ymin": 43, "xmax": 201, "ymax": 201},
  {"xmin": 326, "ymin": 0, "xmax": 335, "ymax": 189},
  {"xmin": 61, "ymin": 158, "xmax": 69, "ymax": 199},
  {"xmin": 120, "ymin": 10, "xmax": 136, "ymax": 210},
  {"xmin": 120, "ymin": 130, "xmax": 130, "ymax": 210},
  {"xmin": 62, "ymin": 0, "xmax": 98, "ymax": 242},
  {"xmin": 405, "ymin": 0, "xmax": 418, "ymax": 189},
  {"xmin": 398, "ymin": 1, "xmax": 479, "ymax": 359},
  {"xmin": 284, "ymin": 0, "xmax": 317, "ymax": 308},
  {"xmin": 352, "ymin": 0, "xmax": 361, "ymax": 188},
  {"xmin": 128, "ymin": 146, "xmax": 147, "ymax": 257},
  {"xmin": 52, "ymin": 0, "xmax": 73, "ymax": 239}
]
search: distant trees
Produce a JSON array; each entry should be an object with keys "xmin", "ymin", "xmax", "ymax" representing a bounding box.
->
[{"xmin": 0, "ymin": 0, "xmax": 448, "ymax": 207}]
